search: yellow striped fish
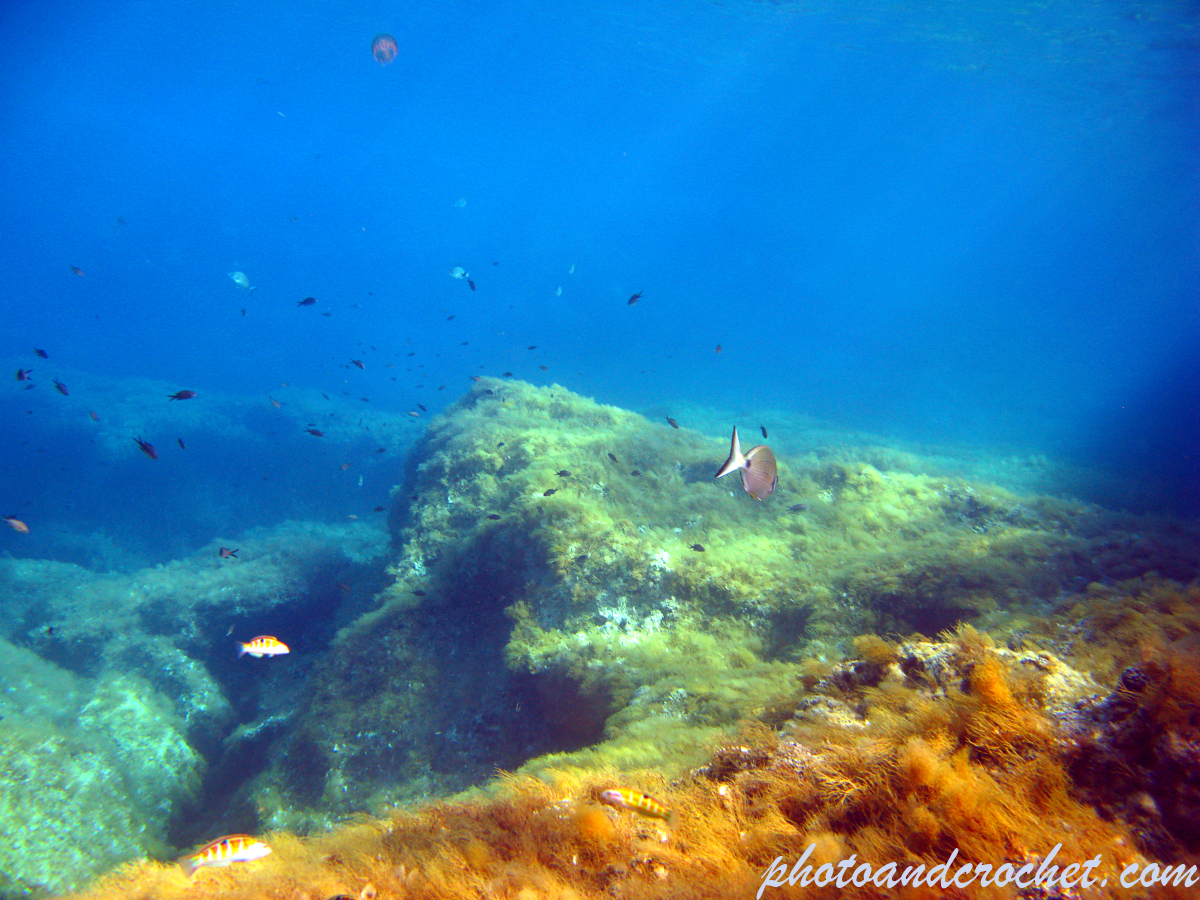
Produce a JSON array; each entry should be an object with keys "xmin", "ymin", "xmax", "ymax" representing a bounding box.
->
[
  {"xmin": 237, "ymin": 635, "xmax": 289, "ymax": 658},
  {"xmin": 599, "ymin": 788, "xmax": 676, "ymax": 827},
  {"xmin": 179, "ymin": 834, "xmax": 271, "ymax": 876}
]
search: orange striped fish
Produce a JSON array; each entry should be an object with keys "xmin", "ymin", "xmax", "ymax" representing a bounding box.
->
[
  {"xmin": 599, "ymin": 788, "xmax": 676, "ymax": 827},
  {"xmin": 237, "ymin": 635, "xmax": 289, "ymax": 658},
  {"xmin": 178, "ymin": 834, "xmax": 271, "ymax": 876}
]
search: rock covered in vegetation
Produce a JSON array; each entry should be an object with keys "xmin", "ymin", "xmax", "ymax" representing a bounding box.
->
[
  {"xmin": 263, "ymin": 379, "xmax": 1198, "ymax": 825},
  {"xmin": 0, "ymin": 642, "xmax": 200, "ymax": 897}
]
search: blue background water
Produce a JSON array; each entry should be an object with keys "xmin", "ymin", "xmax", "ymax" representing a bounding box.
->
[{"xmin": 1, "ymin": 0, "xmax": 1197, "ymax": 563}]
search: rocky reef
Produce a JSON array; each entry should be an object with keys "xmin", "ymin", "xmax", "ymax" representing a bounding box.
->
[
  {"xmin": 257, "ymin": 379, "xmax": 1198, "ymax": 825},
  {"xmin": 4, "ymin": 379, "xmax": 1200, "ymax": 898}
]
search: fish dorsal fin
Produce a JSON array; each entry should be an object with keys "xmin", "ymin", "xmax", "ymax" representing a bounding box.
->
[
  {"xmin": 714, "ymin": 427, "xmax": 746, "ymax": 479},
  {"xmin": 741, "ymin": 444, "xmax": 778, "ymax": 500}
]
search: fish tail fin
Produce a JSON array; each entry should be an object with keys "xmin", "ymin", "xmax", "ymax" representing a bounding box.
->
[
  {"xmin": 237, "ymin": 644, "xmax": 247, "ymax": 658},
  {"xmin": 714, "ymin": 426, "xmax": 745, "ymax": 479},
  {"xmin": 177, "ymin": 855, "xmax": 199, "ymax": 877},
  {"xmin": 247, "ymin": 286, "xmax": 257, "ymax": 295}
]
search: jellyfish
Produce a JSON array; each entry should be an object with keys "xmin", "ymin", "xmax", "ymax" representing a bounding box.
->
[{"xmin": 371, "ymin": 34, "xmax": 398, "ymax": 66}]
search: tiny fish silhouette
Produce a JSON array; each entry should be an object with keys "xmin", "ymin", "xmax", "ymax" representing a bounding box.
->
[
  {"xmin": 486, "ymin": 513, "xmax": 502, "ymax": 520},
  {"xmin": 219, "ymin": 547, "xmax": 239, "ymax": 558},
  {"xmin": 305, "ymin": 428, "xmax": 324, "ymax": 437},
  {"xmin": 15, "ymin": 369, "xmax": 32, "ymax": 381},
  {"xmin": 167, "ymin": 390, "xmax": 196, "ymax": 401},
  {"xmin": 690, "ymin": 544, "xmax": 705, "ymax": 552},
  {"xmin": 349, "ymin": 359, "xmax": 364, "ymax": 369},
  {"xmin": 70, "ymin": 266, "xmax": 84, "ymax": 276},
  {"xmin": 296, "ymin": 297, "xmax": 317, "ymax": 306},
  {"xmin": 760, "ymin": 425, "xmax": 768, "ymax": 439},
  {"xmin": 543, "ymin": 488, "xmax": 558, "ymax": 497},
  {"xmin": 33, "ymin": 348, "xmax": 48, "ymax": 359},
  {"xmin": 665, "ymin": 416, "xmax": 679, "ymax": 429},
  {"xmin": 134, "ymin": 436, "xmax": 158, "ymax": 459},
  {"xmin": 608, "ymin": 452, "xmax": 618, "ymax": 463},
  {"xmin": 177, "ymin": 438, "xmax": 186, "ymax": 450},
  {"xmin": 627, "ymin": 291, "xmax": 643, "ymax": 305},
  {"xmin": 53, "ymin": 379, "xmax": 69, "ymax": 395}
]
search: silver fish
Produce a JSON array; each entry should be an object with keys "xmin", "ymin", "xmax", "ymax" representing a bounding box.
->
[
  {"xmin": 228, "ymin": 271, "xmax": 256, "ymax": 294},
  {"xmin": 715, "ymin": 426, "xmax": 778, "ymax": 500}
]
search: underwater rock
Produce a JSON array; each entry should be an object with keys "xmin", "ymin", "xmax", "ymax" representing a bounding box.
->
[
  {"xmin": 244, "ymin": 379, "xmax": 1200, "ymax": 827},
  {"xmin": 0, "ymin": 643, "xmax": 200, "ymax": 897}
]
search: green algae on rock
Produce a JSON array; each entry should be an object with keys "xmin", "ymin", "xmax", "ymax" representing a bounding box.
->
[{"xmin": 259, "ymin": 379, "xmax": 1199, "ymax": 824}]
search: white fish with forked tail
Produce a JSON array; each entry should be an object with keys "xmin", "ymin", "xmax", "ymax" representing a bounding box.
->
[
  {"xmin": 715, "ymin": 426, "xmax": 778, "ymax": 500},
  {"xmin": 228, "ymin": 271, "xmax": 256, "ymax": 294}
]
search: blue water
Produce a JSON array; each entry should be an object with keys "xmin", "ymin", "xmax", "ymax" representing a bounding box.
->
[{"xmin": 2, "ymin": 0, "xmax": 1198, "ymax": 563}]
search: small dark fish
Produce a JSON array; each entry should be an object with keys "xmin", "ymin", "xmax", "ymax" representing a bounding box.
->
[
  {"xmin": 350, "ymin": 359, "xmax": 364, "ymax": 369},
  {"xmin": 539, "ymin": 365, "xmax": 548, "ymax": 371},
  {"xmin": 556, "ymin": 470, "xmax": 571, "ymax": 477},
  {"xmin": 486, "ymin": 514, "xmax": 502, "ymax": 520},
  {"xmin": 375, "ymin": 447, "xmax": 386, "ymax": 453},
  {"xmin": 690, "ymin": 544, "xmax": 705, "ymax": 552},
  {"xmin": 627, "ymin": 291, "xmax": 643, "ymax": 305},
  {"xmin": 760, "ymin": 425, "xmax": 768, "ymax": 439},
  {"xmin": 52, "ymin": 379, "xmax": 68, "ymax": 396},
  {"xmin": 470, "ymin": 375, "xmax": 482, "ymax": 382},
  {"xmin": 483, "ymin": 389, "xmax": 495, "ymax": 395},
  {"xmin": 447, "ymin": 314, "xmax": 456, "ymax": 320},
  {"xmin": 497, "ymin": 442, "xmax": 505, "ymax": 447},
  {"xmin": 177, "ymin": 438, "xmax": 186, "ymax": 450},
  {"xmin": 467, "ymin": 279, "xmax": 476, "ymax": 291},
  {"xmin": 320, "ymin": 311, "xmax": 332, "ymax": 316},
  {"xmin": 411, "ymin": 589, "xmax": 427, "ymax": 597},
  {"xmin": 134, "ymin": 436, "xmax": 158, "ymax": 459},
  {"xmin": 219, "ymin": 547, "xmax": 239, "ymax": 558},
  {"xmin": 630, "ymin": 470, "xmax": 641, "ymax": 476},
  {"xmin": 33, "ymin": 348, "xmax": 48, "ymax": 359},
  {"xmin": 240, "ymin": 308, "xmax": 247, "ymax": 316},
  {"xmin": 502, "ymin": 371, "xmax": 513, "ymax": 377},
  {"xmin": 69, "ymin": 266, "xmax": 84, "ymax": 276},
  {"xmin": 296, "ymin": 296, "xmax": 318, "ymax": 306},
  {"xmin": 417, "ymin": 403, "xmax": 426, "ymax": 411},
  {"xmin": 527, "ymin": 345, "xmax": 537, "ymax": 350},
  {"xmin": 167, "ymin": 390, "xmax": 196, "ymax": 401},
  {"xmin": 373, "ymin": 506, "xmax": 386, "ymax": 512},
  {"xmin": 543, "ymin": 488, "xmax": 558, "ymax": 496},
  {"xmin": 15, "ymin": 369, "xmax": 32, "ymax": 381},
  {"xmin": 608, "ymin": 452, "xmax": 618, "ymax": 463},
  {"xmin": 89, "ymin": 411, "xmax": 99, "ymax": 422},
  {"xmin": 665, "ymin": 417, "xmax": 679, "ymax": 429},
  {"xmin": 788, "ymin": 503, "xmax": 809, "ymax": 512},
  {"xmin": 574, "ymin": 554, "xmax": 588, "ymax": 564},
  {"xmin": 305, "ymin": 428, "xmax": 324, "ymax": 437},
  {"xmin": 715, "ymin": 344, "xmax": 723, "ymax": 353}
]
